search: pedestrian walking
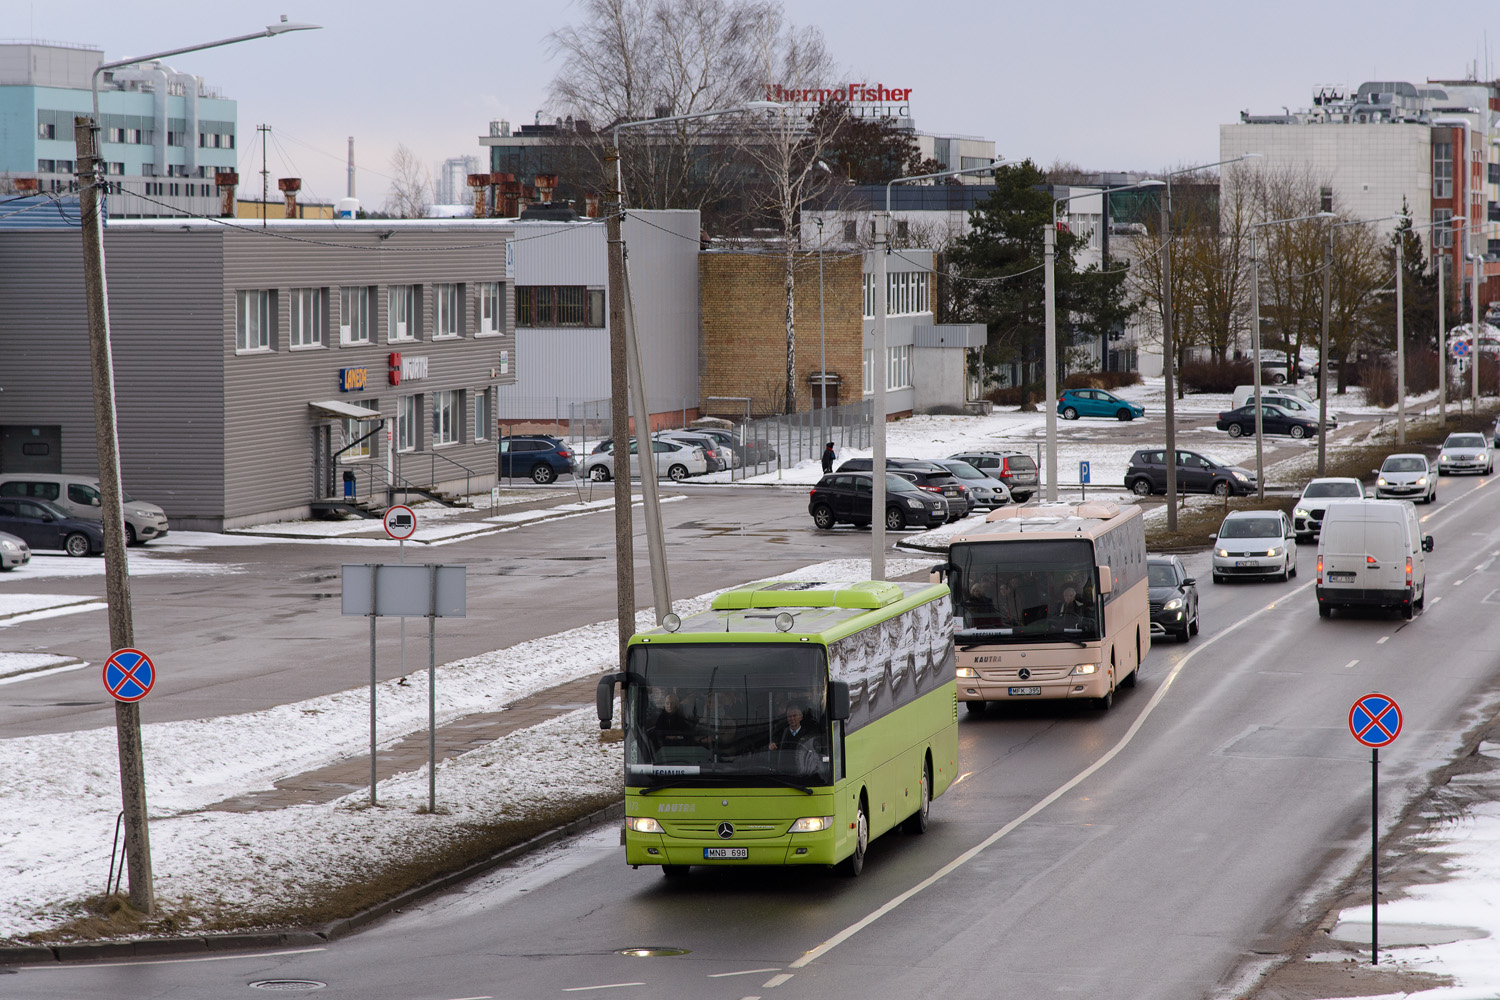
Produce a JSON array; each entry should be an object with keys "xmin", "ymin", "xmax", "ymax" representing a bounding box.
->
[{"xmin": 821, "ymin": 442, "xmax": 836, "ymax": 474}]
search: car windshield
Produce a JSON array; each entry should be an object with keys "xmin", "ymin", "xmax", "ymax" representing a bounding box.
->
[
  {"xmin": 1219, "ymin": 517, "xmax": 1282, "ymax": 539},
  {"xmin": 947, "ymin": 539, "xmax": 1100, "ymax": 642},
  {"xmin": 1147, "ymin": 563, "xmax": 1178, "ymax": 587},
  {"xmin": 624, "ymin": 643, "xmax": 830, "ymax": 788},
  {"xmin": 939, "ymin": 462, "xmax": 985, "ymax": 480},
  {"xmin": 1447, "ymin": 435, "xmax": 1486, "ymax": 449},
  {"xmin": 1382, "ymin": 457, "xmax": 1426, "ymax": 472},
  {"xmin": 1303, "ymin": 482, "xmax": 1362, "ymax": 499}
]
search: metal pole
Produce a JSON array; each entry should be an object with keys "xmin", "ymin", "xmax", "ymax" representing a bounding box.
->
[
  {"xmin": 604, "ymin": 145, "xmax": 636, "ymax": 666},
  {"xmin": 428, "ymin": 564, "xmax": 437, "ymax": 815},
  {"xmin": 818, "ymin": 220, "xmax": 827, "ymax": 445},
  {"xmin": 1473, "ymin": 233, "xmax": 1482, "ymax": 409},
  {"xmin": 1161, "ymin": 187, "xmax": 1178, "ymax": 530},
  {"xmin": 1372, "ymin": 746, "xmax": 1380, "ymax": 965},
  {"xmin": 1319, "ymin": 229, "xmax": 1331, "ymax": 475},
  {"xmin": 1044, "ymin": 222, "xmax": 1058, "ymax": 502},
  {"xmin": 369, "ymin": 564, "xmax": 379, "ymax": 807},
  {"xmin": 1395, "ymin": 240, "xmax": 1406, "ymax": 446},
  {"xmin": 1438, "ymin": 239, "xmax": 1446, "ymax": 424},
  {"xmin": 622, "ymin": 259, "xmax": 672, "ymax": 620},
  {"xmin": 1252, "ymin": 230, "xmax": 1265, "ymax": 499},
  {"xmin": 74, "ymin": 114, "xmax": 154, "ymax": 915},
  {"xmin": 872, "ymin": 211, "xmax": 889, "ymax": 579}
]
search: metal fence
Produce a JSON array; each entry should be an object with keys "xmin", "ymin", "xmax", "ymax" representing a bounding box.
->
[{"xmin": 707, "ymin": 398, "xmax": 873, "ymax": 480}]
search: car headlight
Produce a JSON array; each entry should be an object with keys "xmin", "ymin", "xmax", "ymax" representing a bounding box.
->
[
  {"xmin": 1267, "ymin": 547, "xmax": 1282, "ymax": 557},
  {"xmin": 1377, "ymin": 477, "xmax": 1388, "ymax": 486},
  {"xmin": 1232, "ymin": 471, "xmax": 1248, "ymax": 481},
  {"xmin": 956, "ymin": 666, "xmax": 978, "ymax": 678},
  {"xmin": 1294, "ymin": 507, "xmax": 1310, "ymax": 518},
  {"xmin": 1440, "ymin": 454, "xmax": 1448, "ymax": 461},
  {"xmin": 906, "ymin": 498, "xmax": 923, "ymax": 509},
  {"xmin": 1216, "ymin": 548, "xmax": 1229, "ymax": 558},
  {"xmin": 789, "ymin": 816, "xmax": 834, "ymax": 833},
  {"xmin": 1070, "ymin": 663, "xmax": 1098, "ymax": 676},
  {"xmin": 0, "ymin": 540, "xmax": 17, "ymax": 552},
  {"xmin": 626, "ymin": 817, "xmax": 663, "ymax": 833},
  {"xmin": 1162, "ymin": 598, "xmax": 1182, "ymax": 611},
  {"xmin": 1417, "ymin": 477, "xmax": 1428, "ymax": 486}
]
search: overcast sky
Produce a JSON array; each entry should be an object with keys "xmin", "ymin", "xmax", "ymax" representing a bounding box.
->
[{"xmin": 30, "ymin": 1, "xmax": 1500, "ymax": 209}]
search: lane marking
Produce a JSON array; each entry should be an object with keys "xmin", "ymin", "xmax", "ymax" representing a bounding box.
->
[
  {"xmin": 761, "ymin": 973, "xmax": 794, "ymax": 987},
  {"xmin": 444, "ymin": 996, "xmax": 494, "ymax": 999},
  {"xmin": 1376, "ymin": 637, "xmax": 1389, "ymax": 645},
  {"xmin": 1344, "ymin": 660, "xmax": 1359, "ymax": 670},
  {"xmin": 708, "ymin": 969, "xmax": 781, "ymax": 978},
  {"xmin": 21, "ymin": 947, "xmax": 326, "ymax": 970},
  {"xmin": 562, "ymin": 984, "xmax": 646, "ymax": 992},
  {"xmin": 0, "ymin": 661, "xmax": 90, "ymax": 686}
]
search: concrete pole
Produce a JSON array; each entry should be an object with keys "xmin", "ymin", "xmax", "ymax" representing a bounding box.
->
[
  {"xmin": 74, "ymin": 115, "xmax": 154, "ymax": 915},
  {"xmin": 622, "ymin": 258, "xmax": 671, "ymax": 620},
  {"xmin": 1395, "ymin": 240, "xmax": 1406, "ymax": 446},
  {"xmin": 1319, "ymin": 229, "xmax": 1331, "ymax": 475},
  {"xmin": 1474, "ymin": 232, "xmax": 1482, "ymax": 410},
  {"xmin": 1044, "ymin": 223, "xmax": 1058, "ymax": 502},
  {"xmin": 1251, "ymin": 230, "xmax": 1265, "ymax": 500},
  {"xmin": 871, "ymin": 212, "xmax": 889, "ymax": 580},
  {"xmin": 818, "ymin": 221, "xmax": 827, "ymax": 444},
  {"xmin": 604, "ymin": 146, "xmax": 636, "ymax": 666},
  {"xmin": 1438, "ymin": 239, "xmax": 1446, "ymax": 424},
  {"xmin": 1160, "ymin": 192, "xmax": 1178, "ymax": 529}
]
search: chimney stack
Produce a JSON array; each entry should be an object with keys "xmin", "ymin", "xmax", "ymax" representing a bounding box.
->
[
  {"xmin": 467, "ymin": 173, "xmax": 490, "ymax": 218},
  {"xmin": 534, "ymin": 173, "xmax": 558, "ymax": 204},
  {"xmin": 499, "ymin": 176, "xmax": 521, "ymax": 217},
  {"xmin": 278, "ymin": 177, "xmax": 302, "ymax": 218},
  {"xmin": 216, "ymin": 170, "xmax": 239, "ymax": 218},
  {"xmin": 584, "ymin": 193, "xmax": 600, "ymax": 218},
  {"xmin": 13, "ymin": 177, "xmax": 39, "ymax": 194}
]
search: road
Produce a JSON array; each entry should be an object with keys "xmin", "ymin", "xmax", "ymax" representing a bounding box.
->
[{"xmin": 13, "ymin": 470, "xmax": 1499, "ymax": 999}]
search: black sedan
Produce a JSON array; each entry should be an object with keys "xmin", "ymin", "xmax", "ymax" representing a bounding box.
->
[
  {"xmin": 0, "ymin": 497, "xmax": 105, "ymax": 557},
  {"xmin": 808, "ymin": 472, "xmax": 948, "ymax": 531},
  {"xmin": 1147, "ymin": 555, "xmax": 1199, "ymax": 642},
  {"xmin": 835, "ymin": 457, "xmax": 971, "ymax": 521},
  {"xmin": 1216, "ymin": 403, "xmax": 1321, "ymax": 439}
]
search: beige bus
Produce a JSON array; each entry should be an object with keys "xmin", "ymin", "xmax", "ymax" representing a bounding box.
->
[{"xmin": 935, "ymin": 500, "xmax": 1150, "ymax": 712}]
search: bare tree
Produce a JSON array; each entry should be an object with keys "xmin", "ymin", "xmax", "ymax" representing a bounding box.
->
[{"xmin": 386, "ymin": 143, "xmax": 431, "ymax": 219}]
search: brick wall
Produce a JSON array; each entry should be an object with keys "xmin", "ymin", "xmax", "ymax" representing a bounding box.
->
[{"xmin": 699, "ymin": 249, "xmax": 864, "ymax": 417}]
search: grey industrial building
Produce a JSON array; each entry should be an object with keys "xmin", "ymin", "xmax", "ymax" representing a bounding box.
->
[{"xmin": 0, "ymin": 218, "xmax": 518, "ymax": 531}]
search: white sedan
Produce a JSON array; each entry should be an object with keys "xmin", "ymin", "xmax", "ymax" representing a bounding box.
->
[
  {"xmin": 1437, "ymin": 433, "xmax": 1493, "ymax": 476},
  {"xmin": 584, "ymin": 438, "xmax": 707, "ymax": 482}
]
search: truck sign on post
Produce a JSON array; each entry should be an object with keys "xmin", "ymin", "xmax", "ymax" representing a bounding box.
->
[{"xmin": 1350, "ymin": 692, "xmax": 1402, "ymax": 967}]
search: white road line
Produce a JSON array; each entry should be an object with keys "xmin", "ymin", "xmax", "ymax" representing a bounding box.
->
[
  {"xmin": 761, "ymin": 973, "xmax": 794, "ymax": 987},
  {"xmin": 708, "ymin": 968, "xmax": 781, "ymax": 978},
  {"xmin": 21, "ymin": 947, "xmax": 327, "ymax": 970},
  {"xmin": 443, "ymin": 996, "xmax": 494, "ymax": 999},
  {"xmin": 562, "ymin": 984, "xmax": 646, "ymax": 992},
  {"xmin": 0, "ymin": 661, "xmax": 89, "ymax": 686},
  {"xmin": 1344, "ymin": 660, "xmax": 1359, "ymax": 669},
  {"xmin": 1376, "ymin": 637, "xmax": 1389, "ymax": 644}
]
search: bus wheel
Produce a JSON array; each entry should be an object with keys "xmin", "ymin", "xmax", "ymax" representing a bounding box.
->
[
  {"xmin": 1095, "ymin": 687, "xmax": 1114, "ymax": 711},
  {"xmin": 902, "ymin": 761, "xmax": 931, "ymax": 835},
  {"xmin": 661, "ymin": 865, "xmax": 690, "ymax": 878},
  {"xmin": 1123, "ymin": 664, "xmax": 1138, "ymax": 688},
  {"xmin": 841, "ymin": 799, "xmax": 869, "ymax": 876}
]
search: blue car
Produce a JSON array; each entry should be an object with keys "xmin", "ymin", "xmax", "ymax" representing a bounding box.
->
[
  {"xmin": 498, "ymin": 435, "xmax": 577, "ymax": 484},
  {"xmin": 1057, "ymin": 388, "xmax": 1145, "ymax": 421}
]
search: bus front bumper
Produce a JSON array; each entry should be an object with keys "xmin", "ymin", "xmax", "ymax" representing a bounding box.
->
[
  {"xmin": 626, "ymin": 832, "xmax": 841, "ymax": 867},
  {"xmin": 958, "ymin": 671, "xmax": 1110, "ymax": 703}
]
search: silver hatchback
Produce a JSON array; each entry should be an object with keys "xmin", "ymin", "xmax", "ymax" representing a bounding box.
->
[{"xmin": 1374, "ymin": 454, "xmax": 1436, "ymax": 503}]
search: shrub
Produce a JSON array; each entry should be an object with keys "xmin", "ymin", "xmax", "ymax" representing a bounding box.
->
[
  {"xmin": 986, "ymin": 385, "xmax": 1039, "ymax": 408},
  {"xmin": 1179, "ymin": 359, "xmax": 1253, "ymax": 394},
  {"xmin": 1063, "ymin": 371, "xmax": 1144, "ymax": 391}
]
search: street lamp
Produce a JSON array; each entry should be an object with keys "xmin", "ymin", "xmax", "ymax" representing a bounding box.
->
[
  {"xmin": 1248, "ymin": 210, "xmax": 1336, "ymax": 497},
  {"xmin": 867, "ymin": 159, "xmax": 1001, "ymax": 579},
  {"xmin": 1045, "ymin": 178, "xmax": 1164, "ymax": 502},
  {"xmin": 72, "ymin": 17, "xmax": 320, "ymax": 919},
  {"xmin": 605, "ymin": 102, "xmax": 778, "ymax": 642},
  {"xmin": 1159, "ymin": 154, "xmax": 1259, "ymax": 531}
]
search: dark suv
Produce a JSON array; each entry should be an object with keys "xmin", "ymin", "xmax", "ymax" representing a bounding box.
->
[
  {"xmin": 499, "ymin": 435, "xmax": 576, "ymax": 484},
  {"xmin": 808, "ymin": 472, "xmax": 948, "ymax": 531},
  {"xmin": 947, "ymin": 451, "xmax": 1039, "ymax": 502},
  {"xmin": 835, "ymin": 458, "xmax": 970, "ymax": 521},
  {"xmin": 1125, "ymin": 448, "xmax": 1256, "ymax": 497}
]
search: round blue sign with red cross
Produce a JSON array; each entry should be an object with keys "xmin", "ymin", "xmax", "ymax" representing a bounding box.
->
[
  {"xmin": 103, "ymin": 648, "xmax": 156, "ymax": 703},
  {"xmin": 1453, "ymin": 340, "xmax": 1470, "ymax": 358},
  {"xmin": 1349, "ymin": 692, "xmax": 1402, "ymax": 748}
]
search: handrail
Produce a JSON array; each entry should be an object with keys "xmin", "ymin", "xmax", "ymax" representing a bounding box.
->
[{"xmin": 426, "ymin": 450, "xmax": 478, "ymax": 501}]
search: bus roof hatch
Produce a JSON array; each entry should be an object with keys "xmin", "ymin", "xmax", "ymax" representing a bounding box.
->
[{"xmin": 711, "ymin": 579, "xmax": 906, "ymax": 611}]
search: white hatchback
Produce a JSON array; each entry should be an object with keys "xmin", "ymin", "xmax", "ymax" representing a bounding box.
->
[
  {"xmin": 1212, "ymin": 510, "xmax": 1297, "ymax": 583},
  {"xmin": 584, "ymin": 438, "xmax": 707, "ymax": 482}
]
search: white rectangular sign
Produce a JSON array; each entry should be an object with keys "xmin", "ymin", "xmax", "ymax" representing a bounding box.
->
[{"xmin": 341, "ymin": 563, "xmax": 467, "ymax": 617}]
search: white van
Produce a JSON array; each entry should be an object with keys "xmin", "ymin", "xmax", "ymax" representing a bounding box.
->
[
  {"xmin": 1315, "ymin": 500, "xmax": 1432, "ymax": 620},
  {"xmin": 0, "ymin": 474, "xmax": 169, "ymax": 545}
]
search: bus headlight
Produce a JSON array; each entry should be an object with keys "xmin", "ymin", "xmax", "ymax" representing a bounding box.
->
[
  {"xmin": 956, "ymin": 666, "xmax": 978, "ymax": 678},
  {"xmin": 626, "ymin": 817, "xmax": 663, "ymax": 833},
  {"xmin": 1070, "ymin": 663, "xmax": 1098, "ymax": 676},
  {"xmin": 789, "ymin": 816, "xmax": 834, "ymax": 833}
]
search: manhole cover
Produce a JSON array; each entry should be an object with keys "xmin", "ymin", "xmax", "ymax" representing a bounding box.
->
[
  {"xmin": 617, "ymin": 946, "xmax": 690, "ymax": 958},
  {"xmin": 248, "ymin": 981, "xmax": 326, "ymax": 991}
]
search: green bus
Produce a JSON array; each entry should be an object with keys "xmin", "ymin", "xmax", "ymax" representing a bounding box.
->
[{"xmin": 595, "ymin": 578, "xmax": 958, "ymax": 876}]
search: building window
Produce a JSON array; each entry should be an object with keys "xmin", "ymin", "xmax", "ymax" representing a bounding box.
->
[
  {"xmin": 235, "ymin": 290, "xmax": 273, "ymax": 352},
  {"xmin": 432, "ymin": 390, "xmax": 459, "ymax": 446},
  {"xmin": 894, "ymin": 220, "xmax": 910, "ymax": 241},
  {"xmin": 887, "ymin": 272, "xmax": 925, "ymax": 316},
  {"xmin": 340, "ymin": 286, "xmax": 373, "ymax": 344},
  {"xmin": 396, "ymin": 395, "xmax": 418, "ymax": 452},
  {"xmin": 434, "ymin": 283, "xmax": 461, "ymax": 338},
  {"xmin": 887, "ymin": 344, "xmax": 912, "ymax": 390},
  {"xmin": 38, "ymin": 121, "xmax": 55, "ymax": 140},
  {"xmin": 515, "ymin": 286, "xmax": 605, "ymax": 327},
  {"xmin": 844, "ymin": 220, "xmax": 857, "ymax": 243},
  {"xmin": 1434, "ymin": 139, "xmax": 1454, "ymax": 199},
  {"xmin": 474, "ymin": 387, "xmax": 492, "ymax": 442},
  {"xmin": 388, "ymin": 284, "xmax": 417, "ymax": 342},
  {"xmin": 863, "ymin": 348, "xmax": 875, "ymax": 394},
  {"xmin": 290, "ymin": 287, "xmax": 326, "ymax": 348},
  {"xmin": 1434, "ymin": 208, "xmax": 1454, "ymax": 249},
  {"xmin": 36, "ymin": 159, "xmax": 55, "ymax": 173},
  {"xmin": 341, "ymin": 400, "xmax": 379, "ymax": 461},
  {"xmin": 478, "ymin": 282, "xmax": 503, "ymax": 335},
  {"xmin": 862, "ymin": 273, "xmax": 876, "ymax": 318}
]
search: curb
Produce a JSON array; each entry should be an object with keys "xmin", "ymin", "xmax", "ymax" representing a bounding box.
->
[{"xmin": 0, "ymin": 801, "xmax": 624, "ymax": 967}]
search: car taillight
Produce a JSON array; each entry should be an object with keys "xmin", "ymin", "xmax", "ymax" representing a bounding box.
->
[
  {"xmin": 1406, "ymin": 557, "xmax": 1413, "ymax": 586},
  {"xmin": 1316, "ymin": 554, "xmax": 1322, "ymax": 583},
  {"xmin": 1367, "ymin": 555, "xmax": 1378, "ymax": 565},
  {"xmin": 1000, "ymin": 458, "xmax": 1011, "ymax": 476},
  {"xmin": 920, "ymin": 485, "xmax": 942, "ymax": 493},
  {"xmin": 557, "ymin": 450, "xmax": 571, "ymax": 458}
]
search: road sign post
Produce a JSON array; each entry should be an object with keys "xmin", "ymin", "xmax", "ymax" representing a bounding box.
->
[
  {"xmin": 1349, "ymin": 692, "xmax": 1402, "ymax": 966},
  {"xmin": 1079, "ymin": 461, "xmax": 1090, "ymax": 501},
  {"xmin": 383, "ymin": 504, "xmax": 417, "ymax": 786}
]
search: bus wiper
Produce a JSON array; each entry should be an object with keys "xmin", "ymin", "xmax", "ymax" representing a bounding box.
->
[{"xmin": 639, "ymin": 778, "xmax": 716, "ymax": 795}]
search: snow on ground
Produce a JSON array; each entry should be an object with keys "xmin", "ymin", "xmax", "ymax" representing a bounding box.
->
[{"xmin": 0, "ymin": 556, "xmax": 928, "ymax": 940}]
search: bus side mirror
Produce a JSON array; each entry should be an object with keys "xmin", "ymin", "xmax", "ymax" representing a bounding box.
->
[
  {"xmin": 1097, "ymin": 566, "xmax": 1113, "ymax": 595},
  {"xmin": 929, "ymin": 562, "xmax": 952, "ymax": 584},
  {"xmin": 829, "ymin": 681, "xmax": 851, "ymax": 722},
  {"xmin": 596, "ymin": 672, "xmax": 625, "ymax": 730},
  {"xmin": 1423, "ymin": 535, "xmax": 1434, "ymax": 553}
]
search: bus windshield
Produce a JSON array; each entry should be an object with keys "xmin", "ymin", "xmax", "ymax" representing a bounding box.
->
[
  {"xmin": 948, "ymin": 538, "xmax": 1100, "ymax": 642},
  {"xmin": 625, "ymin": 643, "xmax": 831, "ymax": 788}
]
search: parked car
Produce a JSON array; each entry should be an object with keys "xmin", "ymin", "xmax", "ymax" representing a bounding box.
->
[
  {"xmin": 728, "ymin": 432, "xmax": 778, "ymax": 466},
  {"xmin": 0, "ymin": 497, "xmax": 105, "ymax": 557},
  {"xmin": 1215, "ymin": 403, "xmax": 1323, "ymax": 439},
  {"xmin": 932, "ymin": 459, "xmax": 1011, "ymax": 509},
  {"xmin": 1125, "ymin": 449, "xmax": 1257, "ymax": 497},
  {"xmin": 1437, "ymin": 432, "xmax": 1493, "ymax": 475},
  {"xmin": 807, "ymin": 472, "xmax": 949, "ymax": 531},
  {"xmin": 1232, "ymin": 385, "xmax": 1316, "ymax": 409},
  {"xmin": 1292, "ymin": 477, "xmax": 1365, "ymax": 541},
  {"xmin": 1373, "ymin": 453, "xmax": 1436, "ymax": 503},
  {"xmin": 690, "ymin": 428, "xmax": 742, "ymax": 468},
  {"xmin": 1317, "ymin": 499, "xmax": 1433, "ymax": 619},
  {"xmin": 1056, "ymin": 387, "xmax": 1144, "ymax": 421},
  {"xmin": 1211, "ymin": 510, "xmax": 1297, "ymax": 583},
  {"xmin": 947, "ymin": 451, "xmax": 1039, "ymax": 502},
  {"xmin": 0, "ymin": 530, "xmax": 31, "ymax": 571},
  {"xmin": 836, "ymin": 457, "xmax": 971, "ymax": 520},
  {"xmin": 657, "ymin": 430, "xmax": 731, "ymax": 473},
  {"xmin": 1147, "ymin": 554, "xmax": 1199, "ymax": 642},
  {"xmin": 0, "ymin": 473, "xmax": 169, "ymax": 545},
  {"xmin": 497, "ymin": 435, "xmax": 576, "ymax": 484},
  {"xmin": 584, "ymin": 438, "xmax": 707, "ymax": 482}
]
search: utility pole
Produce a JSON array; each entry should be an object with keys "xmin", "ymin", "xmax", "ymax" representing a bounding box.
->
[
  {"xmin": 1160, "ymin": 192, "xmax": 1178, "ymax": 530},
  {"xmin": 259, "ymin": 123, "xmax": 270, "ymax": 228},
  {"xmin": 1318, "ymin": 229, "xmax": 1331, "ymax": 475},
  {"xmin": 604, "ymin": 146, "xmax": 636, "ymax": 667},
  {"xmin": 1395, "ymin": 239, "xmax": 1406, "ymax": 446},
  {"xmin": 1437, "ymin": 239, "xmax": 1446, "ymax": 425},
  {"xmin": 1043, "ymin": 222, "xmax": 1058, "ymax": 502},
  {"xmin": 74, "ymin": 116, "xmax": 154, "ymax": 915},
  {"xmin": 871, "ymin": 211, "xmax": 889, "ymax": 579}
]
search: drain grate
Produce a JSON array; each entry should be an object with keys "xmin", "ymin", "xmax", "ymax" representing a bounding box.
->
[{"xmin": 248, "ymin": 981, "xmax": 326, "ymax": 991}]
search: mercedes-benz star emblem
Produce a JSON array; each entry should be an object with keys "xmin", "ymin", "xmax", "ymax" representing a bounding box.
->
[
  {"xmin": 717, "ymin": 822, "xmax": 734, "ymax": 839},
  {"xmin": 1018, "ymin": 667, "xmax": 1031, "ymax": 681}
]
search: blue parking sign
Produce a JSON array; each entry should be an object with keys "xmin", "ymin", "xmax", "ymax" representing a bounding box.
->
[{"xmin": 1079, "ymin": 461, "xmax": 1091, "ymax": 485}]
